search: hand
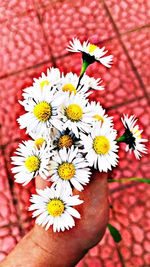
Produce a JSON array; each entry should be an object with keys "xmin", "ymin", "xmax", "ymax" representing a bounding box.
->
[
  {"xmin": 1, "ymin": 171, "xmax": 109, "ymax": 267},
  {"xmin": 32, "ymin": 171, "xmax": 109, "ymax": 266}
]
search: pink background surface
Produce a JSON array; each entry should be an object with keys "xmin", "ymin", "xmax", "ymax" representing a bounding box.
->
[{"xmin": 0, "ymin": 0, "xmax": 150, "ymax": 266}]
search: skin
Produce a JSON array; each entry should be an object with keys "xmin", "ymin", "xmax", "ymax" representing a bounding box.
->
[{"xmin": 0, "ymin": 171, "xmax": 109, "ymax": 267}]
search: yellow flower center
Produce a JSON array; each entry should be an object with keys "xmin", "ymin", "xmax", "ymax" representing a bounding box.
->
[
  {"xmin": 62, "ymin": 83, "xmax": 77, "ymax": 95},
  {"xmin": 88, "ymin": 44, "xmax": 98, "ymax": 53},
  {"xmin": 93, "ymin": 114, "xmax": 104, "ymax": 123},
  {"xmin": 33, "ymin": 101, "xmax": 52, "ymax": 122},
  {"xmin": 134, "ymin": 129, "xmax": 142, "ymax": 139},
  {"xmin": 58, "ymin": 162, "xmax": 75, "ymax": 180},
  {"xmin": 40, "ymin": 80, "xmax": 50, "ymax": 89},
  {"xmin": 25, "ymin": 155, "xmax": 40, "ymax": 172},
  {"xmin": 34, "ymin": 138, "xmax": 45, "ymax": 149},
  {"xmin": 93, "ymin": 136, "xmax": 110, "ymax": 155},
  {"xmin": 47, "ymin": 199, "xmax": 64, "ymax": 217},
  {"xmin": 66, "ymin": 104, "xmax": 83, "ymax": 121},
  {"xmin": 58, "ymin": 135, "xmax": 73, "ymax": 149}
]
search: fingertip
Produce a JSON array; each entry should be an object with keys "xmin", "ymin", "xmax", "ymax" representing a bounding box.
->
[
  {"xmin": 35, "ymin": 175, "xmax": 52, "ymax": 190},
  {"xmin": 91, "ymin": 169, "xmax": 108, "ymax": 181}
]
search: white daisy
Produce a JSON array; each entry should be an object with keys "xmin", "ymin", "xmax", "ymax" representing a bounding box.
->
[
  {"xmin": 49, "ymin": 147, "xmax": 91, "ymax": 194},
  {"xmin": 18, "ymin": 87, "xmax": 64, "ymax": 137},
  {"xmin": 60, "ymin": 93, "xmax": 95, "ymax": 138},
  {"xmin": 29, "ymin": 186, "xmax": 83, "ymax": 232},
  {"xmin": 80, "ymin": 123, "xmax": 119, "ymax": 172},
  {"xmin": 89, "ymin": 101, "xmax": 113, "ymax": 127},
  {"xmin": 29, "ymin": 126, "xmax": 59, "ymax": 142},
  {"xmin": 67, "ymin": 38, "xmax": 113, "ymax": 68},
  {"xmin": 120, "ymin": 114, "xmax": 147, "ymax": 159},
  {"xmin": 81, "ymin": 74, "xmax": 104, "ymax": 91},
  {"xmin": 22, "ymin": 68, "xmax": 61, "ymax": 100},
  {"xmin": 53, "ymin": 130, "xmax": 80, "ymax": 150},
  {"xmin": 11, "ymin": 141, "xmax": 52, "ymax": 185},
  {"xmin": 59, "ymin": 72, "xmax": 104, "ymax": 96},
  {"xmin": 33, "ymin": 67, "xmax": 61, "ymax": 89}
]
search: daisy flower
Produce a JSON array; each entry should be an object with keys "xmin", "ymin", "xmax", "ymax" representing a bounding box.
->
[
  {"xmin": 80, "ymin": 123, "xmax": 119, "ymax": 172},
  {"xmin": 18, "ymin": 87, "xmax": 63, "ymax": 137},
  {"xmin": 49, "ymin": 147, "xmax": 91, "ymax": 194},
  {"xmin": 60, "ymin": 93, "xmax": 95, "ymax": 138},
  {"xmin": 23, "ymin": 137, "xmax": 47, "ymax": 150},
  {"xmin": 11, "ymin": 141, "xmax": 52, "ymax": 185},
  {"xmin": 29, "ymin": 186, "xmax": 83, "ymax": 232},
  {"xmin": 119, "ymin": 114, "xmax": 147, "ymax": 159},
  {"xmin": 89, "ymin": 101, "xmax": 113, "ymax": 127},
  {"xmin": 22, "ymin": 68, "xmax": 61, "ymax": 100},
  {"xmin": 33, "ymin": 67, "xmax": 61, "ymax": 89},
  {"xmin": 81, "ymin": 74, "xmax": 104, "ymax": 91},
  {"xmin": 53, "ymin": 129, "xmax": 79, "ymax": 150},
  {"xmin": 30, "ymin": 126, "xmax": 59, "ymax": 142},
  {"xmin": 67, "ymin": 38, "xmax": 113, "ymax": 68},
  {"xmin": 59, "ymin": 72, "xmax": 104, "ymax": 96}
]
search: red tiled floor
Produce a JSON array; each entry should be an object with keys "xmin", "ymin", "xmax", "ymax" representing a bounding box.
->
[
  {"xmin": 0, "ymin": 11, "xmax": 50, "ymax": 78},
  {"xmin": 0, "ymin": 151, "xmax": 18, "ymax": 227},
  {"xmin": 38, "ymin": 0, "xmax": 117, "ymax": 58},
  {"xmin": 0, "ymin": 0, "xmax": 150, "ymax": 266},
  {"xmin": 56, "ymin": 38, "xmax": 145, "ymax": 108},
  {"xmin": 0, "ymin": 225, "xmax": 21, "ymax": 262},
  {"xmin": 105, "ymin": 0, "xmax": 150, "ymax": 33},
  {"xmin": 108, "ymin": 182, "xmax": 150, "ymax": 267},
  {"xmin": 0, "ymin": 0, "xmax": 35, "ymax": 23},
  {"xmin": 122, "ymin": 28, "xmax": 150, "ymax": 99},
  {"xmin": 77, "ymin": 224, "xmax": 123, "ymax": 267},
  {"xmin": 34, "ymin": 0, "xmax": 52, "ymax": 8}
]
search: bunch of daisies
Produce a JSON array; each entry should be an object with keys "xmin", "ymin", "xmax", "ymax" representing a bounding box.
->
[{"xmin": 11, "ymin": 38, "xmax": 147, "ymax": 232}]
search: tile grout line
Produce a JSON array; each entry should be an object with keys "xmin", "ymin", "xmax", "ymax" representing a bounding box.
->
[
  {"xmin": 34, "ymin": 2, "xmax": 57, "ymax": 68},
  {"xmin": 102, "ymin": 0, "xmax": 150, "ymax": 105},
  {"xmin": 106, "ymin": 95, "xmax": 147, "ymax": 111},
  {"xmin": 0, "ymin": 59, "xmax": 52, "ymax": 80}
]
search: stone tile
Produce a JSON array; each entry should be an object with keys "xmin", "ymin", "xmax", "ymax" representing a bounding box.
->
[
  {"xmin": 0, "ymin": 151, "xmax": 18, "ymax": 227},
  {"xmin": 110, "ymin": 182, "xmax": 150, "ymax": 267},
  {"xmin": 77, "ymin": 227, "xmax": 122, "ymax": 267},
  {"xmin": 12, "ymin": 182, "xmax": 35, "ymax": 228},
  {"xmin": 56, "ymin": 38, "xmax": 145, "ymax": 108},
  {"xmin": 0, "ymin": 11, "xmax": 50, "ymax": 78},
  {"xmin": 39, "ymin": 0, "xmax": 116, "ymax": 58},
  {"xmin": 34, "ymin": 0, "xmax": 52, "ymax": 8},
  {"xmin": 105, "ymin": 0, "xmax": 150, "ymax": 33},
  {"xmin": 0, "ymin": 225, "xmax": 21, "ymax": 262},
  {"xmin": 0, "ymin": 0, "xmax": 35, "ymax": 23},
  {"xmin": 122, "ymin": 28, "xmax": 150, "ymax": 99}
]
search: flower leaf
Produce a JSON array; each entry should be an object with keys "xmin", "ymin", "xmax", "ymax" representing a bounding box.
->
[{"xmin": 107, "ymin": 223, "xmax": 122, "ymax": 243}]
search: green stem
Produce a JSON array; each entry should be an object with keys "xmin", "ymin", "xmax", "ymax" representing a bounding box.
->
[
  {"xmin": 76, "ymin": 60, "xmax": 89, "ymax": 90},
  {"xmin": 80, "ymin": 60, "xmax": 89, "ymax": 77},
  {"xmin": 116, "ymin": 135, "xmax": 126, "ymax": 143},
  {"xmin": 108, "ymin": 177, "xmax": 150, "ymax": 184}
]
